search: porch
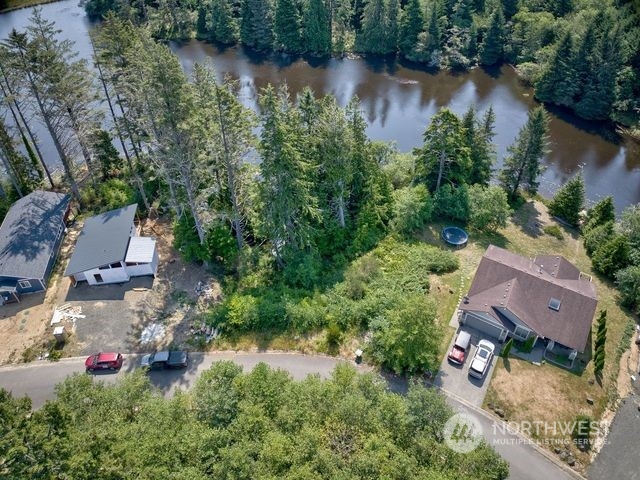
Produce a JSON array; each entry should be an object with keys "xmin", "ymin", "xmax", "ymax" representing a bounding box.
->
[{"xmin": 543, "ymin": 340, "xmax": 577, "ymax": 369}]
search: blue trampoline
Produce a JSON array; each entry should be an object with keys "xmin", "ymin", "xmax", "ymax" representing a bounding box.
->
[{"xmin": 441, "ymin": 226, "xmax": 468, "ymax": 248}]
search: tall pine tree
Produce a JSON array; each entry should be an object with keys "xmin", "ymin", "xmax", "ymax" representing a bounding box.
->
[
  {"xmin": 257, "ymin": 85, "xmax": 319, "ymax": 265},
  {"xmin": 499, "ymin": 106, "xmax": 549, "ymax": 199},
  {"xmin": 535, "ymin": 31, "xmax": 578, "ymax": 108},
  {"xmin": 479, "ymin": 6, "xmax": 504, "ymax": 66},
  {"xmin": 398, "ymin": 0, "xmax": 425, "ymax": 59}
]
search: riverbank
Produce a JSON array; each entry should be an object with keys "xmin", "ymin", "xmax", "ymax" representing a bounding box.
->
[{"xmin": 0, "ymin": 0, "xmax": 57, "ymax": 13}]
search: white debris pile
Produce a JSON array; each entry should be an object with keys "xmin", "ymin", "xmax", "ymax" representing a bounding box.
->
[
  {"xmin": 140, "ymin": 323, "xmax": 166, "ymax": 344},
  {"xmin": 50, "ymin": 303, "xmax": 85, "ymax": 326},
  {"xmin": 194, "ymin": 280, "xmax": 216, "ymax": 300}
]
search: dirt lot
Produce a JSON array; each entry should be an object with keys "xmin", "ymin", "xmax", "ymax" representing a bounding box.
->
[{"xmin": 0, "ymin": 217, "xmax": 220, "ymax": 365}]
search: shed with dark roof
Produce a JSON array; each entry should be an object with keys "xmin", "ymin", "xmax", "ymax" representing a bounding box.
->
[
  {"xmin": 0, "ymin": 191, "xmax": 71, "ymax": 304},
  {"xmin": 459, "ymin": 245, "xmax": 597, "ymax": 354}
]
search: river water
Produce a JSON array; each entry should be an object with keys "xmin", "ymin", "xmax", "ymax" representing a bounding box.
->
[{"xmin": 1, "ymin": 0, "xmax": 638, "ymax": 211}]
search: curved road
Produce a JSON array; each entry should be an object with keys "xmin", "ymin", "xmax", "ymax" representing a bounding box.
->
[{"xmin": 0, "ymin": 352, "xmax": 582, "ymax": 480}]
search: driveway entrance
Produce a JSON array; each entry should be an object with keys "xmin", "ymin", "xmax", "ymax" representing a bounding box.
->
[{"xmin": 434, "ymin": 327, "xmax": 499, "ymax": 407}]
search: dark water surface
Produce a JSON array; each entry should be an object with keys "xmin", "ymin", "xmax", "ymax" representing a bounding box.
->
[{"xmin": 1, "ymin": 0, "xmax": 638, "ymax": 211}]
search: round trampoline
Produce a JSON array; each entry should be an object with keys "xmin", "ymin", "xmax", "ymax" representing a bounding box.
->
[{"xmin": 441, "ymin": 226, "xmax": 468, "ymax": 248}]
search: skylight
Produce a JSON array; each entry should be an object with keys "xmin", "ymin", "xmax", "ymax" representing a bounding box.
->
[{"xmin": 549, "ymin": 297, "xmax": 561, "ymax": 311}]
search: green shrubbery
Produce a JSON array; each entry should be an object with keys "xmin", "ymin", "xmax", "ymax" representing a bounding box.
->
[
  {"xmin": 210, "ymin": 237, "xmax": 458, "ymax": 373},
  {"xmin": 543, "ymin": 224, "xmax": 564, "ymax": 240},
  {"xmin": 80, "ymin": 178, "xmax": 138, "ymax": 214}
]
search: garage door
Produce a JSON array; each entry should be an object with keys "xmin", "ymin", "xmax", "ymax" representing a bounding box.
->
[{"xmin": 462, "ymin": 312, "xmax": 506, "ymax": 341}]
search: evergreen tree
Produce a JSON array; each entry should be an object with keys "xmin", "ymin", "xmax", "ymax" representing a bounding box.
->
[
  {"xmin": 357, "ymin": 0, "xmax": 388, "ymax": 53},
  {"xmin": 547, "ymin": 173, "xmax": 585, "ymax": 226},
  {"xmin": 575, "ymin": 22, "xmax": 621, "ymax": 120},
  {"xmin": 332, "ymin": 0, "xmax": 353, "ymax": 54},
  {"xmin": 398, "ymin": 0, "xmax": 424, "ymax": 59},
  {"xmin": 499, "ymin": 106, "xmax": 549, "ymax": 199},
  {"xmin": 502, "ymin": 0, "xmax": 517, "ymax": 19},
  {"xmin": 479, "ymin": 6, "xmax": 504, "ymax": 66},
  {"xmin": 584, "ymin": 221, "xmax": 614, "ymax": 257},
  {"xmin": 616, "ymin": 266, "xmax": 640, "ymax": 315},
  {"xmin": 312, "ymin": 96, "xmax": 354, "ymax": 229},
  {"xmin": 535, "ymin": 31, "xmax": 578, "ymax": 108},
  {"xmin": 426, "ymin": 6, "xmax": 441, "ymax": 53},
  {"xmin": 3, "ymin": 10, "xmax": 102, "ymax": 201},
  {"xmin": 593, "ymin": 310, "xmax": 607, "ymax": 376},
  {"xmin": 584, "ymin": 196, "xmax": 615, "ymax": 233},
  {"xmin": 89, "ymin": 129, "xmax": 123, "ymax": 180},
  {"xmin": 275, "ymin": 0, "xmax": 302, "ymax": 52},
  {"xmin": 208, "ymin": 0, "xmax": 240, "ymax": 44},
  {"xmin": 240, "ymin": 0, "xmax": 275, "ymax": 51},
  {"xmin": 257, "ymin": 85, "xmax": 319, "ymax": 265},
  {"xmin": 501, "ymin": 337, "xmax": 513, "ymax": 357},
  {"xmin": 462, "ymin": 105, "xmax": 495, "ymax": 185},
  {"xmin": 451, "ymin": 0, "xmax": 473, "ymax": 29},
  {"xmin": 302, "ymin": 0, "xmax": 332, "ymax": 55},
  {"xmin": 592, "ymin": 235, "xmax": 629, "ymax": 278},
  {"xmin": 385, "ymin": 0, "xmax": 400, "ymax": 53},
  {"xmin": 414, "ymin": 108, "xmax": 471, "ymax": 192}
]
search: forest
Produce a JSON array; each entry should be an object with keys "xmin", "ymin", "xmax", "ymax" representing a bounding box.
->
[
  {"xmin": 80, "ymin": 0, "xmax": 640, "ymax": 130},
  {"xmin": 0, "ymin": 363, "xmax": 509, "ymax": 479}
]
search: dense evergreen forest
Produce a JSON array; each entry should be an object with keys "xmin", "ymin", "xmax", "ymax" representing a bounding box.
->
[
  {"xmin": 81, "ymin": 0, "xmax": 640, "ymax": 129},
  {"xmin": 0, "ymin": 363, "xmax": 509, "ymax": 479}
]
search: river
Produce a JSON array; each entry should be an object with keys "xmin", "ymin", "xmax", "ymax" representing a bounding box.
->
[{"xmin": 1, "ymin": 0, "xmax": 638, "ymax": 211}]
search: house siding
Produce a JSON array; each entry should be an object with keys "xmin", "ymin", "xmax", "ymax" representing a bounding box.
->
[
  {"xmin": 15, "ymin": 278, "xmax": 45, "ymax": 294},
  {"xmin": 84, "ymin": 263, "xmax": 130, "ymax": 285}
]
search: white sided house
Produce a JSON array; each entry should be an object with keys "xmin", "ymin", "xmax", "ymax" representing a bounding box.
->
[{"xmin": 64, "ymin": 204, "xmax": 158, "ymax": 286}]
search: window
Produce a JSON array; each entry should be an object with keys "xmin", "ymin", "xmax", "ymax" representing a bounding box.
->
[
  {"xmin": 125, "ymin": 262, "xmax": 139, "ymax": 266},
  {"xmin": 110, "ymin": 262, "xmax": 122, "ymax": 269},
  {"xmin": 18, "ymin": 280, "xmax": 31, "ymax": 289},
  {"xmin": 514, "ymin": 325, "xmax": 531, "ymax": 341},
  {"xmin": 549, "ymin": 298, "xmax": 561, "ymax": 311},
  {"xmin": 93, "ymin": 273, "xmax": 104, "ymax": 283},
  {"xmin": 99, "ymin": 265, "xmax": 110, "ymax": 270}
]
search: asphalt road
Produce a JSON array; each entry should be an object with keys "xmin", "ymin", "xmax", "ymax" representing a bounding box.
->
[
  {"xmin": 0, "ymin": 352, "xmax": 582, "ymax": 480},
  {"xmin": 588, "ymin": 394, "xmax": 640, "ymax": 480}
]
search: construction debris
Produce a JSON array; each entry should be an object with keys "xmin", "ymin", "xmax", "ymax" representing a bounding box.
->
[
  {"xmin": 140, "ymin": 323, "xmax": 166, "ymax": 344},
  {"xmin": 50, "ymin": 304, "xmax": 85, "ymax": 326}
]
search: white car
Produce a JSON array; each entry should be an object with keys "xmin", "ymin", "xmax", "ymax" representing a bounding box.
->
[{"xmin": 469, "ymin": 340, "xmax": 495, "ymax": 379}]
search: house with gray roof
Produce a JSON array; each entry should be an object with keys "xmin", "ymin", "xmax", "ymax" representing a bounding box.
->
[
  {"xmin": 459, "ymin": 245, "xmax": 597, "ymax": 367},
  {"xmin": 64, "ymin": 204, "xmax": 158, "ymax": 286},
  {"xmin": 0, "ymin": 190, "xmax": 71, "ymax": 304}
]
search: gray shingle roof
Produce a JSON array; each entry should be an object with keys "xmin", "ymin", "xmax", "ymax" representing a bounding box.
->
[
  {"xmin": 0, "ymin": 191, "xmax": 70, "ymax": 280},
  {"xmin": 64, "ymin": 204, "xmax": 137, "ymax": 276},
  {"xmin": 462, "ymin": 245, "xmax": 597, "ymax": 352}
]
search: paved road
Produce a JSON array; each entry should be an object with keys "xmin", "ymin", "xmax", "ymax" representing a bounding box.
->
[
  {"xmin": 0, "ymin": 352, "xmax": 582, "ymax": 480},
  {"xmin": 588, "ymin": 394, "xmax": 640, "ymax": 480}
]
